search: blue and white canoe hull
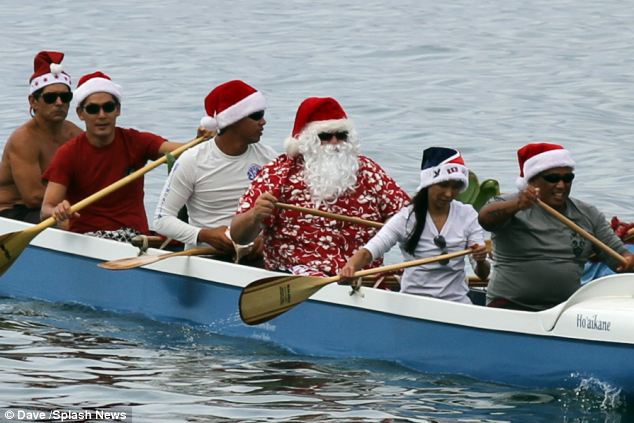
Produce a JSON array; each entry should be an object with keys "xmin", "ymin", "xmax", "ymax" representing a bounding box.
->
[{"xmin": 1, "ymin": 217, "xmax": 633, "ymax": 396}]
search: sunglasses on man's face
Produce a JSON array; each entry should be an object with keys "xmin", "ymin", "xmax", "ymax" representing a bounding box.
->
[
  {"xmin": 317, "ymin": 131, "xmax": 348, "ymax": 142},
  {"xmin": 41, "ymin": 91, "xmax": 73, "ymax": 104},
  {"xmin": 248, "ymin": 110, "xmax": 265, "ymax": 121},
  {"xmin": 433, "ymin": 235, "xmax": 449, "ymax": 265},
  {"xmin": 540, "ymin": 173, "xmax": 575, "ymax": 184},
  {"xmin": 83, "ymin": 101, "xmax": 117, "ymax": 115}
]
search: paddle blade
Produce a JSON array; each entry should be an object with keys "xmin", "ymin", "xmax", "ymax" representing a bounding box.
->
[
  {"xmin": 239, "ymin": 275, "xmax": 328, "ymax": 325},
  {"xmin": 98, "ymin": 254, "xmax": 161, "ymax": 270},
  {"xmin": 98, "ymin": 247, "xmax": 218, "ymax": 270},
  {"xmin": 0, "ymin": 228, "xmax": 40, "ymax": 277}
]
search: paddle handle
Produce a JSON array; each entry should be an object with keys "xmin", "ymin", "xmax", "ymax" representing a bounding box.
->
[
  {"xmin": 35, "ymin": 134, "xmax": 212, "ymax": 232},
  {"xmin": 276, "ymin": 203, "xmax": 384, "ymax": 228},
  {"xmin": 536, "ymin": 199, "xmax": 627, "ymax": 265},
  {"xmin": 320, "ymin": 248, "xmax": 476, "ymax": 285}
]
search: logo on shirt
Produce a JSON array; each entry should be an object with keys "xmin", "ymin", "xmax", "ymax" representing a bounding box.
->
[
  {"xmin": 570, "ymin": 232, "xmax": 585, "ymax": 257},
  {"xmin": 248, "ymin": 164, "xmax": 262, "ymax": 180}
]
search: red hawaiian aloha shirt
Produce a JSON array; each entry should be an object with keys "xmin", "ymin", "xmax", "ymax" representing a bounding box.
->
[{"xmin": 237, "ymin": 154, "xmax": 410, "ymax": 276}]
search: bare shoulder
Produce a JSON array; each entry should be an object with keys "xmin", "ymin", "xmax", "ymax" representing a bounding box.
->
[
  {"xmin": 5, "ymin": 121, "xmax": 37, "ymax": 153},
  {"xmin": 63, "ymin": 120, "xmax": 83, "ymax": 139}
]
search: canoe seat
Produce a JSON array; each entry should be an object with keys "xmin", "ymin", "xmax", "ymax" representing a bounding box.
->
[
  {"xmin": 357, "ymin": 275, "xmax": 489, "ymax": 291},
  {"xmin": 130, "ymin": 235, "xmax": 183, "ymax": 253},
  {"xmin": 359, "ymin": 274, "xmax": 401, "ymax": 291},
  {"xmin": 130, "ymin": 235, "xmax": 169, "ymax": 250}
]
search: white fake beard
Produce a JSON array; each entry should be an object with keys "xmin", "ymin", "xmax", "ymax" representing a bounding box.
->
[{"xmin": 299, "ymin": 134, "xmax": 360, "ymax": 206}]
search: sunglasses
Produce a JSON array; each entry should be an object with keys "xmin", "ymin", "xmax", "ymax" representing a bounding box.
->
[
  {"xmin": 433, "ymin": 235, "xmax": 449, "ymax": 265},
  {"xmin": 318, "ymin": 131, "xmax": 348, "ymax": 142},
  {"xmin": 248, "ymin": 110, "xmax": 265, "ymax": 120},
  {"xmin": 83, "ymin": 101, "xmax": 117, "ymax": 115},
  {"xmin": 540, "ymin": 173, "xmax": 575, "ymax": 184},
  {"xmin": 41, "ymin": 91, "xmax": 73, "ymax": 104}
]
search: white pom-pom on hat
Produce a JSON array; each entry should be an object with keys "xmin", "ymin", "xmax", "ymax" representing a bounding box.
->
[
  {"xmin": 200, "ymin": 116, "xmax": 218, "ymax": 132},
  {"xmin": 49, "ymin": 63, "xmax": 63, "ymax": 75}
]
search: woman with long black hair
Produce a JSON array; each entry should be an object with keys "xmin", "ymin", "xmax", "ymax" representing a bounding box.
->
[{"xmin": 340, "ymin": 147, "xmax": 489, "ymax": 303}]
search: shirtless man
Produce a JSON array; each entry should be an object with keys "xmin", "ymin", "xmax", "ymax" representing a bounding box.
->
[{"xmin": 0, "ymin": 51, "xmax": 82, "ymax": 223}]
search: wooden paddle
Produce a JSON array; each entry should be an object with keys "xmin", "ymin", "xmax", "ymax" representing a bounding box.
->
[
  {"xmin": 275, "ymin": 202, "xmax": 492, "ymax": 251},
  {"xmin": 98, "ymin": 246, "xmax": 218, "ymax": 270},
  {"xmin": 536, "ymin": 199, "xmax": 627, "ymax": 266},
  {"xmin": 0, "ymin": 133, "xmax": 213, "ymax": 277},
  {"xmin": 239, "ymin": 247, "xmax": 478, "ymax": 325},
  {"xmin": 275, "ymin": 203, "xmax": 384, "ymax": 228}
]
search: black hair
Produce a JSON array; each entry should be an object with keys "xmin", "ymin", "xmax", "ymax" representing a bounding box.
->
[
  {"xmin": 29, "ymin": 87, "xmax": 44, "ymax": 117},
  {"xmin": 31, "ymin": 87, "xmax": 44, "ymax": 100},
  {"xmin": 404, "ymin": 187, "xmax": 429, "ymax": 255}
]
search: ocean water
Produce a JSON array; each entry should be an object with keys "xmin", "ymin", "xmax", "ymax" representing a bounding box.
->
[{"xmin": 1, "ymin": 0, "xmax": 634, "ymax": 421}]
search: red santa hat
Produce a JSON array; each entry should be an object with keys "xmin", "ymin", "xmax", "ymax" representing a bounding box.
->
[
  {"xmin": 417, "ymin": 147, "xmax": 469, "ymax": 192},
  {"xmin": 200, "ymin": 80, "xmax": 266, "ymax": 132},
  {"xmin": 284, "ymin": 97, "xmax": 354, "ymax": 157},
  {"xmin": 74, "ymin": 71, "xmax": 123, "ymax": 106},
  {"xmin": 29, "ymin": 51, "xmax": 72, "ymax": 94},
  {"xmin": 516, "ymin": 142, "xmax": 575, "ymax": 189}
]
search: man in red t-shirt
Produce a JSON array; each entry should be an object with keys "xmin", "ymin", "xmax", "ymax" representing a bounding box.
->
[
  {"xmin": 230, "ymin": 97, "xmax": 410, "ymax": 276},
  {"xmin": 41, "ymin": 71, "xmax": 186, "ymax": 242}
]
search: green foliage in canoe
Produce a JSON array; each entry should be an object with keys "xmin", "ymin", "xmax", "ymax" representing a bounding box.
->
[{"xmin": 456, "ymin": 171, "xmax": 500, "ymax": 211}]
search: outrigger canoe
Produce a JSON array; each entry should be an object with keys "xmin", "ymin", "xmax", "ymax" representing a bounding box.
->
[{"xmin": 1, "ymin": 217, "xmax": 633, "ymax": 398}]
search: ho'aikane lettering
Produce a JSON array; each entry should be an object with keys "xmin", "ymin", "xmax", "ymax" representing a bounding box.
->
[
  {"xmin": 279, "ymin": 284, "xmax": 291, "ymax": 305},
  {"xmin": 576, "ymin": 314, "xmax": 611, "ymax": 331}
]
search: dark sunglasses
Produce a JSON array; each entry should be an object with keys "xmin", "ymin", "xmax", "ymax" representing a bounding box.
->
[
  {"xmin": 83, "ymin": 101, "xmax": 117, "ymax": 115},
  {"xmin": 41, "ymin": 91, "xmax": 73, "ymax": 104},
  {"xmin": 433, "ymin": 235, "xmax": 449, "ymax": 265},
  {"xmin": 540, "ymin": 173, "xmax": 575, "ymax": 184},
  {"xmin": 318, "ymin": 131, "xmax": 348, "ymax": 142},
  {"xmin": 248, "ymin": 110, "xmax": 265, "ymax": 120}
]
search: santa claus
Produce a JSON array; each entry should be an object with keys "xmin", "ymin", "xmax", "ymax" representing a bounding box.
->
[{"xmin": 231, "ymin": 96, "xmax": 410, "ymax": 276}]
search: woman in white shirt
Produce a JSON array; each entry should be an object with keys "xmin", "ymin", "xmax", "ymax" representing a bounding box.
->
[{"xmin": 340, "ymin": 147, "xmax": 489, "ymax": 303}]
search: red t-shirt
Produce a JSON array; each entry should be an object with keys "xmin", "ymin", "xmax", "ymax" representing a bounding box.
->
[
  {"xmin": 237, "ymin": 154, "xmax": 411, "ymax": 276},
  {"xmin": 43, "ymin": 127, "xmax": 165, "ymax": 234}
]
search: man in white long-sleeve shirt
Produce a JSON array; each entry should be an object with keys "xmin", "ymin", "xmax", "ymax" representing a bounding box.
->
[{"xmin": 153, "ymin": 80, "xmax": 277, "ymax": 257}]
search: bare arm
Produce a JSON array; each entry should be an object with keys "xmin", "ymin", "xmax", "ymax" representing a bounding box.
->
[
  {"xmin": 197, "ymin": 227, "xmax": 235, "ymax": 255},
  {"xmin": 7, "ymin": 136, "xmax": 46, "ymax": 208},
  {"xmin": 478, "ymin": 187, "xmax": 539, "ymax": 231},
  {"xmin": 617, "ymin": 252, "xmax": 634, "ymax": 273},
  {"xmin": 157, "ymin": 141, "xmax": 186, "ymax": 156},
  {"xmin": 230, "ymin": 191, "xmax": 277, "ymax": 244},
  {"xmin": 41, "ymin": 181, "xmax": 77, "ymax": 227},
  {"xmin": 339, "ymin": 248, "xmax": 373, "ymax": 281},
  {"xmin": 469, "ymin": 243, "xmax": 491, "ymax": 281},
  {"xmin": 155, "ymin": 130, "xmax": 215, "ymax": 158}
]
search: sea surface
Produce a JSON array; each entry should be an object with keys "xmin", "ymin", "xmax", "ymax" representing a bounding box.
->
[{"xmin": 1, "ymin": 0, "xmax": 634, "ymax": 421}]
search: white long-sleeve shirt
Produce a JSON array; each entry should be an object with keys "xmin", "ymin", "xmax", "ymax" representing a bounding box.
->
[
  {"xmin": 153, "ymin": 139, "xmax": 277, "ymax": 249},
  {"xmin": 364, "ymin": 201, "xmax": 485, "ymax": 303}
]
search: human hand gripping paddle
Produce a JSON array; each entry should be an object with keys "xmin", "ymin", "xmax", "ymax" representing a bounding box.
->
[
  {"xmin": 536, "ymin": 198, "xmax": 628, "ymax": 267},
  {"xmin": 239, "ymin": 246, "xmax": 484, "ymax": 325},
  {"xmin": 0, "ymin": 132, "xmax": 215, "ymax": 277}
]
